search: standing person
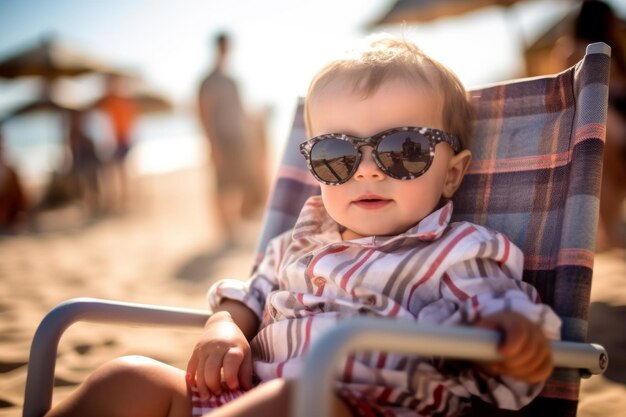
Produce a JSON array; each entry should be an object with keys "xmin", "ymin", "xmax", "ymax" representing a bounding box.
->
[
  {"xmin": 98, "ymin": 74, "xmax": 137, "ymax": 212},
  {"xmin": 66, "ymin": 110, "xmax": 102, "ymax": 215},
  {"xmin": 0, "ymin": 128, "xmax": 28, "ymax": 231},
  {"xmin": 241, "ymin": 108, "xmax": 270, "ymax": 219},
  {"xmin": 550, "ymin": 0, "xmax": 626, "ymax": 250},
  {"xmin": 198, "ymin": 32, "xmax": 252, "ymax": 247},
  {"xmin": 45, "ymin": 36, "xmax": 560, "ymax": 417}
]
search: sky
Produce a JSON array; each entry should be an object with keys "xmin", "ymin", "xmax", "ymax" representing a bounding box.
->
[
  {"xmin": 1, "ymin": 0, "xmax": 625, "ymax": 177},
  {"xmin": 0, "ymin": 0, "xmax": 588, "ymax": 110},
  {"xmin": 0, "ymin": 0, "xmax": 393, "ymax": 110}
]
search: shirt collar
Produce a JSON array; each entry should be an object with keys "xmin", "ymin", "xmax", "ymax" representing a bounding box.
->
[{"xmin": 292, "ymin": 196, "xmax": 453, "ymax": 246}]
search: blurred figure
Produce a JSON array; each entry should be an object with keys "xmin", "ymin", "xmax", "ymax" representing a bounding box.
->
[
  {"xmin": 0, "ymin": 128, "xmax": 28, "ymax": 231},
  {"xmin": 551, "ymin": 0, "xmax": 626, "ymax": 250},
  {"xmin": 98, "ymin": 74, "xmax": 137, "ymax": 211},
  {"xmin": 198, "ymin": 32, "xmax": 258, "ymax": 246},
  {"xmin": 242, "ymin": 108, "xmax": 270, "ymax": 218},
  {"xmin": 66, "ymin": 110, "xmax": 102, "ymax": 215}
]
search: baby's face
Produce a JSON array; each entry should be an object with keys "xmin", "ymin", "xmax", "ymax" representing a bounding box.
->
[{"xmin": 307, "ymin": 78, "xmax": 456, "ymax": 240}]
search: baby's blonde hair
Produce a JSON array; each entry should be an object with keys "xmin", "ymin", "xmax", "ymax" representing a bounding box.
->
[{"xmin": 304, "ymin": 35, "xmax": 472, "ymax": 148}]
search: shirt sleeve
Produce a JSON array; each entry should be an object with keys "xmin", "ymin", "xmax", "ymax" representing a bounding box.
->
[
  {"xmin": 435, "ymin": 225, "xmax": 561, "ymax": 336},
  {"xmin": 206, "ymin": 233, "xmax": 285, "ymax": 320},
  {"xmin": 419, "ymin": 223, "xmax": 562, "ymax": 410}
]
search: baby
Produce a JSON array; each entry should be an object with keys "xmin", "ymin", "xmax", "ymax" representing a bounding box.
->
[
  {"xmin": 46, "ymin": 36, "xmax": 561, "ymax": 417},
  {"xmin": 188, "ymin": 35, "xmax": 561, "ymax": 416}
]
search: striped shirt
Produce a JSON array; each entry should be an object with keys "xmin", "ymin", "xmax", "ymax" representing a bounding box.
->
[{"xmin": 208, "ymin": 196, "xmax": 561, "ymax": 415}]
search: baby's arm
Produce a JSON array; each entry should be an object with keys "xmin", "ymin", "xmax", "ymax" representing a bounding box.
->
[
  {"xmin": 186, "ymin": 233, "xmax": 286, "ymax": 399},
  {"xmin": 428, "ymin": 225, "xmax": 561, "ymax": 409},
  {"xmin": 187, "ymin": 299, "xmax": 259, "ymax": 399},
  {"xmin": 475, "ymin": 311, "xmax": 553, "ymax": 383}
]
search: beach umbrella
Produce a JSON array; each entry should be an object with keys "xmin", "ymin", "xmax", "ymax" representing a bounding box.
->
[
  {"xmin": 524, "ymin": 2, "xmax": 626, "ymax": 76},
  {"xmin": 1, "ymin": 89, "xmax": 173, "ymax": 123},
  {"xmin": 128, "ymin": 91, "xmax": 173, "ymax": 114},
  {"xmin": 0, "ymin": 97, "xmax": 78, "ymax": 124},
  {"xmin": 368, "ymin": 0, "xmax": 541, "ymax": 67},
  {"xmin": 0, "ymin": 35, "xmax": 129, "ymax": 122},
  {"xmin": 0, "ymin": 36, "xmax": 119, "ymax": 80},
  {"xmin": 369, "ymin": 0, "xmax": 549, "ymax": 80},
  {"xmin": 370, "ymin": 0, "xmax": 532, "ymax": 26},
  {"xmin": 84, "ymin": 88, "xmax": 173, "ymax": 116}
]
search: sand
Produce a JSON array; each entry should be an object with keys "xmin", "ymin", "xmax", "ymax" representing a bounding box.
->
[
  {"xmin": 0, "ymin": 166, "xmax": 262, "ymax": 414},
  {"xmin": 577, "ymin": 248, "xmax": 626, "ymax": 417},
  {"xmin": 0, "ymin": 166, "xmax": 624, "ymax": 416}
]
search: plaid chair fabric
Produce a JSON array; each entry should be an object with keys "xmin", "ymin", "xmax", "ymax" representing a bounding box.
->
[
  {"xmin": 457, "ymin": 44, "xmax": 609, "ymax": 416},
  {"xmin": 254, "ymin": 43, "xmax": 610, "ymax": 416}
]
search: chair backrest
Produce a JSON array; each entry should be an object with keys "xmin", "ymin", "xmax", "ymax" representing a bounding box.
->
[
  {"xmin": 255, "ymin": 43, "xmax": 610, "ymax": 416},
  {"xmin": 456, "ymin": 42, "xmax": 609, "ymax": 416}
]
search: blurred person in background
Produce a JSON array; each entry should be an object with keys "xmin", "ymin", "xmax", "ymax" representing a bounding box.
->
[
  {"xmin": 0, "ymin": 127, "xmax": 28, "ymax": 232},
  {"xmin": 551, "ymin": 0, "xmax": 626, "ymax": 250},
  {"xmin": 198, "ymin": 32, "xmax": 258, "ymax": 248},
  {"xmin": 66, "ymin": 110, "xmax": 102, "ymax": 216},
  {"xmin": 98, "ymin": 73, "xmax": 137, "ymax": 212},
  {"xmin": 242, "ymin": 107, "xmax": 270, "ymax": 218}
]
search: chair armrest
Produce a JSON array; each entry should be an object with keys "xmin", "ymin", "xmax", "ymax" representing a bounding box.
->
[
  {"xmin": 23, "ymin": 298, "xmax": 210, "ymax": 417},
  {"xmin": 293, "ymin": 318, "xmax": 608, "ymax": 417},
  {"xmin": 24, "ymin": 301, "xmax": 608, "ymax": 417}
]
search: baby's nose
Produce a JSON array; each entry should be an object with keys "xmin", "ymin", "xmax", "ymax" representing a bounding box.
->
[{"xmin": 354, "ymin": 147, "xmax": 384, "ymax": 181}]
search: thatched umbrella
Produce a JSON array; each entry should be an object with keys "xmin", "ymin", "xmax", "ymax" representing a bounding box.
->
[
  {"xmin": 0, "ymin": 97, "xmax": 78, "ymax": 123},
  {"xmin": 524, "ymin": 1, "xmax": 626, "ymax": 76},
  {"xmin": 369, "ymin": 0, "xmax": 537, "ymax": 70},
  {"xmin": 86, "ymin": 88, "xmax": 173, "ymax": 115},
  {"xmin": 0, "ymin": 35, "xmax": 118, "ymax": 81},
  {"xmin": 130, "ymin": 91, "xmax": 173, "ymax": 114},
  {"xmin": 0, "ymin": 34, "xmax": 127, "ymax": 117},
  {"xmin": 370, "ymin": 0, "xmax": 531, "ymax": 26}
]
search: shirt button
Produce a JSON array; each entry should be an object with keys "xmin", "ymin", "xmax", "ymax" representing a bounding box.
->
[{"xmin": 313, "ymin": 277, "xmax": 326, "ymax": 287}]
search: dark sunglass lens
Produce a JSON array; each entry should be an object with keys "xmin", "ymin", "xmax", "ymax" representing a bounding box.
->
[
  {"xmin": 377, "ymin": 131, "xmax": 430, "ymax": 178},
  {"xmin": 310, "ymin": 138, "xmax": 358, "ymax": 183}
]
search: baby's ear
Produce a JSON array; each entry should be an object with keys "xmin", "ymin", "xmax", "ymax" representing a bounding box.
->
[{"xmin": 442, "ymin": 149, "xmax": 472, "ymax": 199}]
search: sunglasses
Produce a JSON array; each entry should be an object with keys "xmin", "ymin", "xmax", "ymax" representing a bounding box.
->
[{"xmin": 299, "ymin": 126, "xmax": 461, "ymax": 185}]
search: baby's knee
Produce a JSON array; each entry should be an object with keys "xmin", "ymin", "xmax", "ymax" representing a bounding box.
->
[
  {"xmin": 46, "ymin": 356, "xmax": 187, "ymax": 417},
  {"xmin": 86, "ymin": 355, "xmax": 162, "ymax": 387}
]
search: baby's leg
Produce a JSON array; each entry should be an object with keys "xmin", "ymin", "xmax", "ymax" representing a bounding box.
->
[
  {"xmin": 205, "ymin": 379, "xmax": 352, "ymax": 417},
  {"xmin": 45, "ymin": 355, "xmax": 190, "ymax": 417}
]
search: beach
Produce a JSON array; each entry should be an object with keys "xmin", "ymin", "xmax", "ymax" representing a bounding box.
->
[
  {"xmin": 0, "ymin": 166, "xmax": 263, "ymax": 413},
  {"xmin": 0, "ymin": 165, "xmax": 624, "ymax": 416}
]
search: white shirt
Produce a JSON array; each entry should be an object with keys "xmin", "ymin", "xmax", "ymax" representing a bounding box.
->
[{"xmin": 209, "ymin": 197, "xmax": 561, "ymax": 415}]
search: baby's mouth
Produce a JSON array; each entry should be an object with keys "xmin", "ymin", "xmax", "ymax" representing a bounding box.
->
[{"xmin": 353, "ymin": 195, "xmax": 392, "ymax": 209}]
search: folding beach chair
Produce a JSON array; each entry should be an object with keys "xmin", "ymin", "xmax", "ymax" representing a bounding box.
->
[{"xmin": 23, "ymin": 42, "xmax": 610, "ymax": 417}]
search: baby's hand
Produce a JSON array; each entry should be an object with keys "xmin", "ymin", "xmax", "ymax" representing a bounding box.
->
[
  {"xmin": 186, "ymin": 311, "xmax": 253, "ymax": 399},
  {"xmin": 475, "ymin": 311, "xmax": 553, "ymax": 384}
]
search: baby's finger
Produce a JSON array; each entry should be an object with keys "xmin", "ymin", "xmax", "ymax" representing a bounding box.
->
[
  {"xmin": 187, "ymin": 350, "xmax": 213, "ymax": 399},
  {"xmin": 504, "ymin": 327, "xmax": 546, "ymax": 370},
  {"xmin": 222, "ymin": 348, "xmax": 245, "ymax": 391},
  {"xmin": 511, "ymin": 332, "xmax": 553, "ymax": 381},
  {"xmin": 476, "ymin": 313, "xmax": 527, "ymax": 357},
  {"xmin": 238, "ymin": 350, "xmax": 254, "ymax": 390},
  {"xmin": 502, "ymin": 349, "xmax": 552, "ymax": 383},
  {"xmin": 523, "ymin": 350, "xmax": 554, "ymax": 383},
  {"xmin": 498, "ymin": 320, "xmax": 531, "ymax": 358},
  {"xmin": 186, "ymin": 353, "xmax": 199, "ymax": 381},
  {"xmin": 203, "ymin": 350, "xmax": 227, "ymax": 396},
  {"xmin": 196, "ymin": 362, "xmax": 211, "ymax": 400}
]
